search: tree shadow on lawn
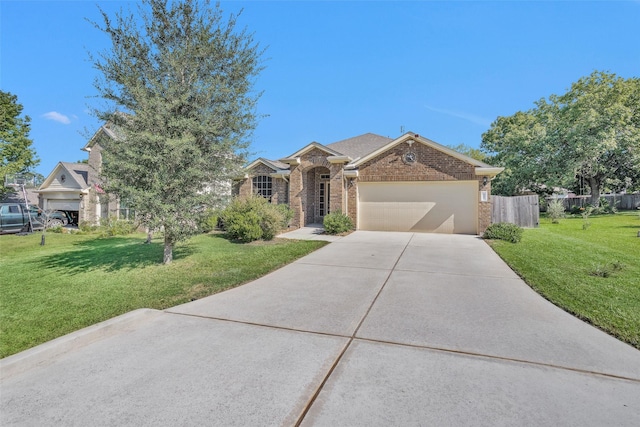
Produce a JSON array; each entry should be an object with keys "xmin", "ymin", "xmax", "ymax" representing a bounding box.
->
[{"xmin": 38, "ymin": 237, "xmax": 195, "ymax": 273}]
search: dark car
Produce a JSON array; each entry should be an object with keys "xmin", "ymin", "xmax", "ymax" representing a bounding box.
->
[{"xmin": 28, "ymin": 207, "xmax": 73, "ymax": 227}]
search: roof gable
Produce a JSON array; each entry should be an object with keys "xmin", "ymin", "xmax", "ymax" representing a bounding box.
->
[
  {"xmin": 280, "ymin": 142, "xmax": 343, "ymax": 162},
  {"xmin": 350, "ymin": 132, "xmax": 492, "ymax": 168},
  {"xmin": 82, "ymin": 122, "xmax": 122, "ymax": 152},
  {"xmin": 39, "ymin": 162, "xmax": 90, "ymax": 191},
  {"xmin": 245, "ymin": 157, "xmax": 289, "ymax": 172}
]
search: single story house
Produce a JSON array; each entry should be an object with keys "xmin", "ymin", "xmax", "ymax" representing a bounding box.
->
[{"xmin": 234, "ymin": 132, "xmax": 503, "ymax": 235}]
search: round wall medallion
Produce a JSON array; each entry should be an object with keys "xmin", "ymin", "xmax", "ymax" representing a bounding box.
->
[{"xmin": 403, "ymin": 152, "xmax": 417, "ymax": 164}]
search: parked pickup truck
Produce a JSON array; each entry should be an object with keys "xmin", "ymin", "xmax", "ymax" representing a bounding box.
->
[{"xmin": 0, "ymin": 203, "xmax": 45, "ymax": 234}]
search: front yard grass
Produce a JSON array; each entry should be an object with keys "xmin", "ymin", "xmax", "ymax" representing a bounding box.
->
[
  {"xmin": 487, "ymin": 211, "xmax": 640, "ymax": 349},
  {"xmin": 0, "ymin": 232, "xmax": 327, "ymax": 358}
]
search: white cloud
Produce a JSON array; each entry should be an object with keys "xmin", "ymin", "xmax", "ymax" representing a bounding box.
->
[
  {"xmin": 424, "ymin": 105, "xmax": 492, "ymax": 128},
  {"xmin": 42, "ymin": 111, "xmax": 71, "ymax": 124}
]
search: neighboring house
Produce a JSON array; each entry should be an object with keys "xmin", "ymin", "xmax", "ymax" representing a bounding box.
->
[
  {"xmin": 36, "ymin": 123, "xmax": 121, "ymax": 225},
  {"xmin": 234, "ymin": 132, "xmax": 503, "ymax": 235},
  {"xmin": 37, "ymin": 120, "xmax": 232, "ymax": 225}
]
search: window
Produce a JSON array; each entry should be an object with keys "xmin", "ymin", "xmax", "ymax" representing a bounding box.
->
[
  {"xmin": 252, "ymin": 175, "xmax": 272, "ymax": 201},
  {"xmin": 119, "ymin": 202, "xmax": 136, "ymax": 220}
]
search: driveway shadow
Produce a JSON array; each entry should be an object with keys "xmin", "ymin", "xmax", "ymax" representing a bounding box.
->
[{"xmin": 38, "ymin": 237, "xmax": 195, "ymax": 273}]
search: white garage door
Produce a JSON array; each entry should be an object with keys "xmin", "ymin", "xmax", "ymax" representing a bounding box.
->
[
  {"xmin": 358, "ymin": 181, "xmax": 478, "ymax": 234},
  {"xmin": 47, "ymin": 199, "xmax": 80, "ymax": 211}
]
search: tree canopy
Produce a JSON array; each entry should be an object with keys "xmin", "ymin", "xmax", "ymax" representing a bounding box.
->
[
  {"xmin": 482, "ymin": 71, "xmax": 640, "ymax": 203},
  {"xmin": 90, "ymin": 0, "xmax": 264, "ymax": 263},
  {"xmin": 0, "ymin": 90, "xmax": 39, "ymax": 198}
]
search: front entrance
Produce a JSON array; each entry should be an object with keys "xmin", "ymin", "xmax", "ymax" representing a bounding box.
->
[{"xmin": 305, "ymin": 167, "xmax": 331, "ymax": 225}]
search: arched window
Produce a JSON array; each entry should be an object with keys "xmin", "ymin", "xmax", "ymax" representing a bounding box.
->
[{"xmin": 252, "ymin": 175, "xmax": 272, "ymax": 202}]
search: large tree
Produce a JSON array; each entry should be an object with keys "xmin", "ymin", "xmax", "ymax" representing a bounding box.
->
[
  {"xmin": 0, "ymin": 90, "xmax": 40, "ymax": 198},
  {"xmin": 90, "ymin": 0, "xmax": 264, "ymax": 263},
  {"xmin": 482, "ymin": 71, "xmax": 640, "ymax": 203}
]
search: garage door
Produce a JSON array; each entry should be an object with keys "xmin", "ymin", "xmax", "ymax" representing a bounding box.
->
[
  {"xmin": 358, "ymin": 181, "xmax": 478, "ymax": 234},
  {"xmin": 47, "ymin": 199, "xmax": 80, "ymax": 211}
]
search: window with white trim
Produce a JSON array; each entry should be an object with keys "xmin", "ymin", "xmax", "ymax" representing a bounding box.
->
[{"xmin": 252, "ymin": 175, "xmax": 272, "ymax": 202}]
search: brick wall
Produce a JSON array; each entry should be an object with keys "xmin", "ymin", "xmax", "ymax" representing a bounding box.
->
[{"xmin": 358, "ymin": 143, "xmax": 475, "ymax": 182}]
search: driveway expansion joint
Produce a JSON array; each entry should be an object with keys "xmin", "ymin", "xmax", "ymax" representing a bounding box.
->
[{"xmin": 353, "ymin": 337, "xmax": 640, "ymax": 384}]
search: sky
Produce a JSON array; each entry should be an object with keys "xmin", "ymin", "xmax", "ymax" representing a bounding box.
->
[{"xmin": 1, "ymin": 0, "xmax": 639, "ymax": 178}]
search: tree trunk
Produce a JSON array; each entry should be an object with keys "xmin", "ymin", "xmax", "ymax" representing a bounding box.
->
[
  {"xmin": 163, "ymin": 236, "xmax": 173, "ymax": 264},
  {"xmin": 145, "ymin": 229, "xmax": 153, "ymax": 244},
  {"xmin": 588, "ymin": 177, "xmax": 601, "ymax": 206}
]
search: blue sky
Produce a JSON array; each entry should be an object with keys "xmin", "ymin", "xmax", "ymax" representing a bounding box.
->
[{"xmin": 1, "ymin": 0, "xmax": 639, "ymax": 177}]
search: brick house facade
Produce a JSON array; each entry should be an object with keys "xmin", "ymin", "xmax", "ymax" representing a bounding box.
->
[{"xmin": 234, "ymin": 132, "xmax": 503, "ymax": 235}]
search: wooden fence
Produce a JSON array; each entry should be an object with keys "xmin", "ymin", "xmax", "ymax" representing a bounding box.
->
[
  {"xmin": 492, "ymin": 195, "xmax": 540, "ymax": 228},
  {"xmin": 554, "ymin": 194, "xmax": 640, "ymax": 211}
]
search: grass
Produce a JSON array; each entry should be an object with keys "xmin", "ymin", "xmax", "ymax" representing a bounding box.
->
[
  {"xmin": 0, "ymin": 232, "xmax": 327, "ymax": 358},
  {"xmin": 487, "ymin": 211, "xmax": 640, "ymax": 349}
]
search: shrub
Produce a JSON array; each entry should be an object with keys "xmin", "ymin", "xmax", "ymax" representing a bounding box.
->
[
  {"xmin": 570, "ymin": 205, "xmax": 583, "ymax": 215},
  {"xmin": 483, "ymin": 222, "xmax": 523, "ymax": 243},
  {"xmin": 198, "ymin": 208, "xmax": 221, "ymax": 233},
  {"xmin": 220, "ymin": 195, "xmax": 290, "ymax": 242},
  {"xmin": 323, "ymin": 211, "xmax": 354, "ymax": 235},
  {"xmin": 598, "ymin": 197, "xmax": 618, "ymax": 214},
  {"xmin": 98, "ymin": 217, "xmax": 137, "ymax": 237},
  {"xmin": 274, "ymin": 203, "xmax": 294, "ymax": 227},
  {"xmin": 581, "ymin": 206, "xmax": 594, "ymax": 230},
  {"xmin": 48, "ymin": 225, "xmax": 64, "ymax": 233},
  {"xmin": 547, "ymin": 199, "xmax": 566, "ymax": 224},
  {"xmin": 78, "ymin": 220, "xmax": 98, "ymax": 233}
]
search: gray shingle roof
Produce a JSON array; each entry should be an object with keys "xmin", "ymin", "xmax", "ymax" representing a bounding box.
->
[
  {"xmin": 261, "ymin": 158, "xmax": 289, "ymax": 171},
  {"xmin": 60, "ymin": 162, "xmax": 90, "ymax": 187},
  {"xmin": 326, "ymin": 133, "xmax": 393, "ymax": 159}
]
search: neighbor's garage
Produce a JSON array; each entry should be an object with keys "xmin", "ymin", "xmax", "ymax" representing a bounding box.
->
[
  {"xmin": 45, "ymin": 199, "xmax": 80, "ymax": 211},
  {"xmin": 357, "ymin": 181, "xmax": 478, "ymax": 234}
]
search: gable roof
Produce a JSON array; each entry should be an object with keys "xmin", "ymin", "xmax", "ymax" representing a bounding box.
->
[
  {"xmin": 82, "ymin": 121, "xmax": 123, "ymax": 152},
  {"xmin": 280, "ymin": 141, "xmax": 344, "ymax": 163},
  {"xmin": 245, "ymin": 157, "xmax": 289, "ymax": 172},
  {"xmin": 350, "ymin": 132, "xmax": 494, "ymax": 169},
  {"xmin": 244, "ymin": 131, "xmax": 501, "ymax": 175},
  {"xmin": 326, "ymin": 133, "xmax": 393, "ymax": 159},
  {"xmin": 38, "ymin": 162, "xmax": 91, "ymax": 192}
]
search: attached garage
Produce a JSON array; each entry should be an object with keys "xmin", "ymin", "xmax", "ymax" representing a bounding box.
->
[
  {"xmin": 357, "ymin": 181, "xmax": 478, "ymax": 234},
  {"xmin": 46, "ymin": 199, "xmax": 80, "ymax": 211}
]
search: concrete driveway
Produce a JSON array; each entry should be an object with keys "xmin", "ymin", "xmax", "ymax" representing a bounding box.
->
[{"xmin": 2, "ymin": 231, "xmax": 639, "ymax": 425}]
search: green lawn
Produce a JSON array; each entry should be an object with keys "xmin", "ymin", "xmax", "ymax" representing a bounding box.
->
[
  {"xmin": 487, "ymin": 211, "xmax": 640, "ymax": 349},
  {"xmin": 0, "ymin": 232, "xmax": 326, "ymax": 358}
]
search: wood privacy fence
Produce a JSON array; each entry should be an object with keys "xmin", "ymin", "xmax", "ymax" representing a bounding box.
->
[
  {"xmin": 492, "ymin": 195, "xmax": 540, "ymax": 228},
  {"xmin": 554, "ymin": 194, "xmax": 640, "ymax": 211}
]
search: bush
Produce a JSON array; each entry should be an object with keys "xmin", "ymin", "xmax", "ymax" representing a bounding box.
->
[
  {"xmin": 483, "ymin": 222, "xmax": 523, "ymax": 243},
  {"xmin": 198, "ymin": 208, "xmax": 221, "ymax": 233},
  {"xmin": 547, "ymin": 199, "xmax": 566, "ymax": 224},
  {"xmin": 78, "ymin": 220, "xmax": 98, "ymax": 233},
  {"xmin": 48, "ymin": 225, "xmax": 64, "ymax": 233},
  {"xmin": 220, "ymin": 195, "xmax": 290, "ymax": 242},
  {"xmin": 598, "ymin": 197, "xmax": 618, "ymax": 214},
  {"xmin": 323, "ymin": 211, "xmax": 354, "ymax": 235},
  {"xmin": 98, "ymin": 217, "xmax": 137, "ymax": 237}
]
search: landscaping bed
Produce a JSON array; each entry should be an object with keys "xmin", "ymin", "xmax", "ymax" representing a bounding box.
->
[
  {"xmin": 487, "ymin": 211, "xmax": 640, "ymax": 349},
  {"xmin": 0, "ymin": 232, "xmax": 326, "ymax": 358}
]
